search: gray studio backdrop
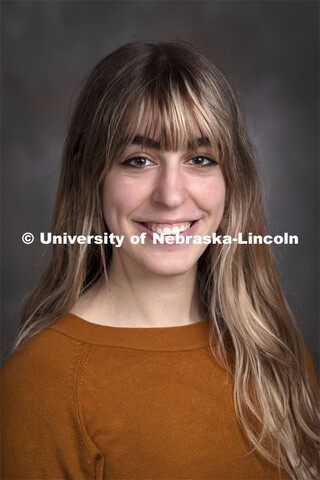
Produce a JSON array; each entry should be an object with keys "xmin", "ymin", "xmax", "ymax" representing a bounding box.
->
[{"xmin": 2, "ymin": 1, "xmax": 319, "ymax": 376}]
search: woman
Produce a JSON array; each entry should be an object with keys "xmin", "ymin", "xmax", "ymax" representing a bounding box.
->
[{"xmin": 1, "ymin": 41, "xmax": 319, "ymax": 479}]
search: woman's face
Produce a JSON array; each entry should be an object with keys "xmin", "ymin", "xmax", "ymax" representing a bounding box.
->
[{"xmin": 102, "ymin": 127, "xmax": 226, "ymax": 277}]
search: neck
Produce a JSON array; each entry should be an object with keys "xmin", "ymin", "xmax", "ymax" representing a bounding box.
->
[{"xmin": 75, "ymin": 255, "xmax": 202, "ymax": 328}]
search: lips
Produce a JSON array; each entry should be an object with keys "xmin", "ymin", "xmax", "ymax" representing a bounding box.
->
[
  {"xmin": 143, "ymin": 222, "xmax": 194, "ymax": 235},
  {"xmin": 134, "ymin": 219, "xmax": 200, "ymax": 240}
]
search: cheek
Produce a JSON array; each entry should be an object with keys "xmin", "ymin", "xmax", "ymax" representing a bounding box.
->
[
  {"xmin": 192, "ymin": 174, "xmax": 226, "ymax": 214},
  {"xmin": 102, "ymin": 174, "xmax": 146, "ymax": 227}
]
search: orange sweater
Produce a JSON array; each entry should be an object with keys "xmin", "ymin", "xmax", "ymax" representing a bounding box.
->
[{"xmin": 1, "ymin": 314, "xmax": 293, "ymax": 479}]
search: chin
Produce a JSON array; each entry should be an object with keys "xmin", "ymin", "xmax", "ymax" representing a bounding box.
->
[
  {"xmin": 136, "ymin": 249, "xmax": 202, "ymax": 277},
  {"xmin": 146, "ymin": 264, "xmax": 194, "ymax": 277}
]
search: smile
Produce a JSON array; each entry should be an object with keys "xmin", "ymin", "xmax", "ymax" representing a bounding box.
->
[{"xmin": 143, "ymin": 222, "xmax": 195, "ymax": 235}]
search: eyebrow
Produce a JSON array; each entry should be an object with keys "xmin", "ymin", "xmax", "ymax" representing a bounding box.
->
[{"xmin": 131, "ymin": 135, "xmax": 211, "ymax": 150}]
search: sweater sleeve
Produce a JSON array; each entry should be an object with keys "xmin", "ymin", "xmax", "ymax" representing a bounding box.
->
[{"xmin": 1, "ymin": 329, "xmax": 104, "ymax": 480}]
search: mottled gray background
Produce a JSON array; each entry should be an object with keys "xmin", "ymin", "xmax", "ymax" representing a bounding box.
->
[{"xmin": 2, "ymin": 1, "xmax": 319, "ymax": 377}]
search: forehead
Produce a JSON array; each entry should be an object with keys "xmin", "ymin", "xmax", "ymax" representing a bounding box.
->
[
  {"xmin": 122, "ymin": 101, "xmax": 218, "ymax": 153},
  {"xmin": 129, "ymin": 135, "xmax": 212, "ymax": 151}
]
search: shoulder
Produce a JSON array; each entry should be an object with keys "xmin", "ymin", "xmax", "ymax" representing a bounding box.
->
[
  {"xmin": 1, "ymin": 317, "xmax": 99, "ymax": 479},
  {"xmin": 1, "ymin": 316, "xmax": 86, "ymax": 410}
]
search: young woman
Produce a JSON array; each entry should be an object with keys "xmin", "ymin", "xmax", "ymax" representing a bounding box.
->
[{"xmin": 1, "ymin": 41, "xmax": 319, "ymax": 479}]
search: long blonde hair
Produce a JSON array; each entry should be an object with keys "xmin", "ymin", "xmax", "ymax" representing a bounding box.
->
[{"xmin": 14, "ymin": 41, "xmax": 319, "ymax": 477}]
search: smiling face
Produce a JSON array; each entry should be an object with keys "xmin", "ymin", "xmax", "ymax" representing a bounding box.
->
[{"xmin": 102, "ymin": 119, "xmax": 226, "ymax": 277}]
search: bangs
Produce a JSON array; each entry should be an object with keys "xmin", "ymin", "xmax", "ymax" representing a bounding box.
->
[{"xmin": 106, "ymin": 73, "xmax": 222, "ymax": 164}]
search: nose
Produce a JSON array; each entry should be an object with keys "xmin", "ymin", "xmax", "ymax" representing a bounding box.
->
[{"xmin": 151, "ymin": 164, "xmax": 188, "ymax": 208}]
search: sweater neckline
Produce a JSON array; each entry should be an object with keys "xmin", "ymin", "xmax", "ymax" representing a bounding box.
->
[{"xmin": 48, "ymin": 314, "xmax": 211, "ymax": 351}]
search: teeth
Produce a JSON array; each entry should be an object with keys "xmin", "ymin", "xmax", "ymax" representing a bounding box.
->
[
  {"xmin": 145, "ymin": 222, "xmax": 192, "ymax": 235},
  {"xmin": 171, "ymin": 226, "xmax": 180, "ymax": 235}
]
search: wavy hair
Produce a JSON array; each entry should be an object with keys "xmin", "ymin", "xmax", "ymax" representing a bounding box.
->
[{"xmin": 14, "ymin": 41, "xmax": 319, "ymax": 477}]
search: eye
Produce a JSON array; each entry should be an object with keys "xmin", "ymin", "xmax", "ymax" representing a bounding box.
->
[
  {"xmin": 121, "ymin": 156, "xmax": 154, "ymax": 168},
  {"xmin": 187, "ymin": 156, "xmax": 218, "ymax": 167}
]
